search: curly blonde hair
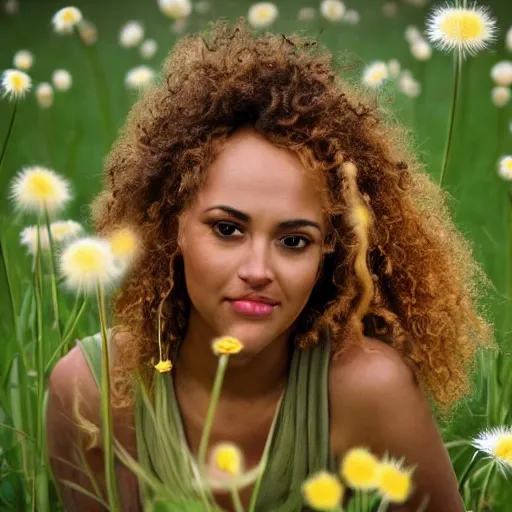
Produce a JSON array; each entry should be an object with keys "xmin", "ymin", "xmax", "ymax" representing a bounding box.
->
[{"xmin": 91, "ymin": 18, "xmax": 494, "ymax": 415}]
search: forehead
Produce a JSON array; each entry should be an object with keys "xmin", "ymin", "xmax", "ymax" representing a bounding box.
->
[{"xmin": 193, "ymin": 128, "xmax": 325, "ymax": 218}]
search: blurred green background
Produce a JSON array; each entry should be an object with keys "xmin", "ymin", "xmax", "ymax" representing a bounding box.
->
[{"xmin": 1, "ymin": 0, "xmax": 512, "ymax": 508}]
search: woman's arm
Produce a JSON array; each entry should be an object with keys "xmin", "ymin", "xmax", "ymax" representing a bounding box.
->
[{"xmin": 329, "ymin": 338, "xmax": 465, "ymax": 512}]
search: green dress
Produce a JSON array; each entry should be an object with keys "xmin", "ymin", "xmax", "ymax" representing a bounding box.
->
[{"xmin": 75, "ymin": 329, "xmax": 335, "ymax": 511}]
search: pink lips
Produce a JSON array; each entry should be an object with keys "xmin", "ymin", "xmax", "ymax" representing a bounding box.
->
[{"xmin": 230, "ymin": 299, "xmax": 277, "ymax": 317}]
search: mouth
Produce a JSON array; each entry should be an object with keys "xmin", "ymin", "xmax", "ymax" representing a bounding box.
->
[{"xmin": 227, "ymin": 299, "xmax": 279, "ymax": 317}]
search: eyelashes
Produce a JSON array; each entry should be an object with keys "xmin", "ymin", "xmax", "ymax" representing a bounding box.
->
[{"xmin": 209, "ymin": 221, "xmax": 312, "ymax": 250}]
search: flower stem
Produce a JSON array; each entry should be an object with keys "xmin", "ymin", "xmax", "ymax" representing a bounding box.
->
[
  {"xmin": 96, "ymin": 284, "xmax": 121, "ymax": 510},
  {"xmin": 230, "ymin": 485, "xmax": 245, "ymax": 512},
  {"xmin": 0, "ymin": 100, "xmax": 18, "ymax": 174},
  {"xmin": 375, "ymin": 498, "xmax": 389, "ymax": 512},
  {"xmin": 476, "ymin": 462, "xmax": 496, "ymax": 512},
  {"xmin": 198, "ymin": 354, "xmax": 229, "ymax": 472},
  {"xmin": 438, "ymin": 52, "xmax": 462, "ymax": 188},
  {"xmin": 457, "ymin": 451, "xmax": 479, "ymax": 493}
]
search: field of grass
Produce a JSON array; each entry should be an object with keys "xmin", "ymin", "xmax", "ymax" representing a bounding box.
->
[{"xmin": 1, "ymin": 0, "xmax": 512, "ymax": 510}]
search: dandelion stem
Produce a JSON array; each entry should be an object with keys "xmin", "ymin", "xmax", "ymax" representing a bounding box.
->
[
  {"xmin": 96, "ymin": 283, "xmax": 121, "ymax": 510},
  {"xmin": 375, "ymin": 498, "xmax": 389, "ymax": 512},
  {"xmin": 0, "ymin": 100, "xmax": 18, "ymax": 173},
  {"xmin": 438, "ymin": 52, "xmax": 462, "ymax": 188},
  {"xmin": 198, "ymin": 354, "xmax": 229, "ymax": 473},
  {"xmin": 230, "ymin": 485, "xmax": 245, "ymax": 512},
  {"xmin": 476, "ymin": 462, "xmax": 496, "ymax": 512},
  {"xmin": 457, "ymin": 451, "xmax": 480, "ymax": 492}
]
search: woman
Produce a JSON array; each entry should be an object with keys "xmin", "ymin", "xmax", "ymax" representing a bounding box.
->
[{"xmin": 46, "ymin": 18, "xmax": 492, "ymax": 512}]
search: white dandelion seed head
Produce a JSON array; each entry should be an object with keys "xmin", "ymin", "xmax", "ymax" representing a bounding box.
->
[
  {"xmin": 405, "ymin": 25, "xmax": 423, "ymax": 44},
  {"xmin": 13, "ymin": 50, "xmax": 34, "ymax": 71},
  {"xmin": 498, "ymin": 156, "xmax": 512, "ymax": 181},
  {"xmin": 140, "ymin": 39, "xmax": 158, "ymax": 59},
  {"xmin": 20, "ymin": 225, "xmax": 50, "ymax": 254},
  {"xmin": 119, "ymin": 21, "xmax": 144, "ymax": 48},
  {"xmin": 320, "ymin": 0, "xmax": 345, "ymax": 21},
  {"xmin": 52, "ymin": 69, "xmax": 72, "ymax": 91},
  {"xmin": 388, "ymin": 59, "xmax": 401, "ymax": 78},
  {"xmin": 507, "ymin": 27, "xmax": 512, "ymax": 53},
  {"xmin": 52, "ymin": 6, "xmax": 83, "ymax": 34},
  {"xmin": 171, "ymin": 18, "xmax": 188, "ymax": 34},
  {"xmin": 382, "ymin": 1, "xmax": 398, "ymax": 18},
  {"xmin": 194, "ymin": 1, "xmax": 211, "ymax": 15},
  {"xmin": 1, "ymin": 69, "xmax": 31, "ymax": 100},
  {"xmin": 248, "ymin": 2, "xmax": 279, "ymax": 28},
  {"xmin": 5, "ymin": 0, "xmax": 19, "ymax": 14},
  {"xmin": 342, "ymin": 9, "xmax": 360, "ymax": 25},
  {"xmin": 297, "ymin": 7, "xmax": 317, "ymax": 22},
  {"xmin": 492, "ymin": 86, "xmax": 511, "ymax": 108},
  {"xmin": 399, "ymin": 74, "xmax": 421, "ymax": 98},
  {"xmin": 158, "ymin": 0, "xmax": 192, "ymax": 19},
  {"xmin": 471, "ymin": 426, "xmax": 512, "ymax": 476},
  {"xmin": 125, "ymin": 65, "xmax": 155, "ymax": 89},
  {"xmin": 411, "ymin": 39, "xmax": 432, "ymax": 61},
  {"xmin": 425, "ymin": 3, "xmax": 498, "ymax": 59},
  {"xmin": 35, "ymin": 82, "xmax": 54, "ymax": 108},
  {"xmin": 78, "ymin": 19, "xmax": 98, "ymax": 45},
  {"xmin": 362, "ymin": 61, "xmax": 389, "ymax": 88},
  {"xmin": 10, "ymin": 166, "xmax": 72, "ymax": 215},
  {"xmin": 491, "ymin": 61, "xmax": 512, "ymax": 87},
  {"xmin": 60, "ymin": 237, "xmax": 122, "ymax": 293}
]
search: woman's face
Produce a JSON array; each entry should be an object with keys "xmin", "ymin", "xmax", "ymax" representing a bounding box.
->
[{"xmin": 178, "ymin": 126, "xmax": 326, "ymax": 355}]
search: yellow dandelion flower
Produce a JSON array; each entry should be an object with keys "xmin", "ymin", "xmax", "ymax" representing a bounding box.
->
[
  {"xmin": 13, "ymin": 50, "xmax": 34, "ymax": 71},
  {"xmin": 52, "ymin": 6, "xmax": 83, "ymax": 34},
  {"xmin": 125, "ymin": 65, "xmax": 155, "ymax": 89},
  {"xmin": 498, "ymin": 156, "xmax": 512, "ymax": 181},
  {"xmin": 59, "ymin": 237, "xmax": 121, "ymax": 293},
  {"xmin": 340, "ymin": 447, "xmax": 380, "ymax": 490},
  {"xmin": 212, "ymin": 443, "xmax": 243, "ymax": 476},
  {"xmin": 10, "ymin": 166, "xmax": 71, "ymax": 215},
  {"xmin": 158, "ymin": 0, "xmax": 192, "ymax": 19},
  {"xmin": 1, "ymin": 69, "xmax": 31, "ymax": 100},
  {"xmin": 52, "ymin": 69, "xmax": 72, "ymax": 91},
  {"xmin": 361, "ymin": 61, "xmax": 389, "ymax": 88},
  {"xmin": 377, "ymin": 457, "xmax": 414, "ymax": 504},
  {"xmin": 320, "ymin": 0, "xmax": 345, "ymax": 22},
  {"xmin": 471, "ymin": 426, "xmax": 512, "ymax": 476},
  {"xmin": 302, "ymin": 471, "xmax": 344, "ymax": 510},
  {"xmin": 248, "ymin": 2, "xmax": 279, "ymax": 28},
  {"xmin": 35, "ymin": 83, "xmax": 54, "ymax": 108},
  {"xmin": 212, "ymin": 336, "xmax": 244, "ymax": 356},
  {"xmin": 154, "ymin": 359, "xmax": 173, "ymax": 373},
  {"xmin": 425, "ymin": 2, "xmax": 497, "ymax": 59}
]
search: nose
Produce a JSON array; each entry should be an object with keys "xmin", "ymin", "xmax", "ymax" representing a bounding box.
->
[{"xmin": 237, "ymin": 238, "xmax": 274, "ymax": 285}]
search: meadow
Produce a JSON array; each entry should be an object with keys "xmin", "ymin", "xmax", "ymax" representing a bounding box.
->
[{"xmin": 1, "ymin": 0, "xmax": 512, "ymax": 510}]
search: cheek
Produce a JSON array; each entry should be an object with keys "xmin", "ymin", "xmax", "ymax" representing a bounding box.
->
[{"xmin": 280, "ymin": 255, "xmax": 322, "ymax": 305}]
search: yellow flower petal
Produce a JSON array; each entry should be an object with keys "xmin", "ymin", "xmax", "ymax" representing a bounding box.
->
[
  {"xmin": 211, "ymin": 336, "xmax": 244, "ymax": 356},
  {"xmin": 213, "ymin": 443, "xmax": 243, "ymax": 476},
  {"xmin": 340, "ymin": 447, "xmax": 379, "ymax": 490},
  {"xmin": 154, "ymin": 359, "xmax": 173, "ymax": 373},
  {"xmin": 377, "ymin": 459, "xmax": 413, "ymax": 504},
  {"xmin": 302, "ymin": 471, "xmax": 344, "ymax": 510}
]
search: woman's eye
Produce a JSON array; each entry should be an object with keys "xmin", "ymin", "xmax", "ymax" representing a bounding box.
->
[
  {"xmin": 213, "ymin": 221, "xmax": 242, "ymax": 237},
  {"xmin": 281, "ymin": 236, "xmax": 311, "ymax": 250}
]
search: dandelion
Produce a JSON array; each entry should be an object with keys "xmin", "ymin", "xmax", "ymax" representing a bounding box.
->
[
  {"xmin": 10, "ymin": 166, "xmax": 71, "ymax": 215},
  {"xmin": 140, "ymin": 39, "xmax": 157, "ymax": 59},
  {"xmin": 382, "ymin": 2, "xmax": 397, "ymax": 18},
  {"xmin": 212, "ymin": 443, "xmax": 243, "ymax": 476},
  {"xmin": 405, "ymin": 25, "xmax": 422, "ymax": 44},
  {"xmin": 498, "ymin": 156, "xmax": 512, "ymax": 181},
  {"xmin": 125, "ymin": 65, "xmax": 155, "ymax": 89},
  {"xmin": 158, "ymin": 0, "xmax": 192, "ymax": 19},
  {"xmin": 472, "ymin": 426, "xmax": 512, "ymax": 476},
  {"xmin": 20, "ymin": 225, "xmax": 50, "ymax": 254},
  {"xmin": 13, "ymin": 50, "xmax": 34, "ymax": 71},
  {"xmin": 491, "ymin": 61, "xmax": 512, "ymax": 87},
  {"xmin": 52, "ymin": 6, "xmax": 83, "ymax": 34},
  {"xmin": 154, "ymin": 359, "xmax": 173, "ymax": 373},
  {"xmin": 108, "ymin": 227, "xmax": 139, "ymax": 269},
  {"xmin": 411, "ymin": 39, "xmax": 432, "ymax": 61},
  {"xmin": 78, "ymin": 19, "xmax": 98, "ymax": 45},
  {"xmin": 194, "ymin": 1, "xmax": 211, "ymax": 15},
  {"xmin": 35, "ymin": 83, "xmax": 53, "ymax": 108},
  {"xmin": 1, "ymin": 69, "xmax": 31, "ymax": 100},
  {"xmin": 491, "ymin": 86, "xmax": 511, "ymax": 108},
  {"xmin": 119, "ymin": 21, "xmax": 144, "ymax": 48},
  {"xmin": 297, "ymin": 7, "xmax": 317, "ymax": 22},
  {"xmin": 52, "ymin": 69, "xmax": 72, "ymax": 91},
  {"xmin": 247, "ymin": 2, "xmax": 278, "ymax": 28},
  {"xmin": 50, "ymin": 220, "xmax": 83, "ymax": 241},
  {"xmin": 388, "ymin": 59, "xmax": 401, "ymax": 78},
  {"xmin": 340, "ymin": 447, "xmax": 380, "ymax": 490},
  {"xmin": 320, "ymin": 0, "xmax": 345, "ymax": 22},
  {"xmin": 212, "ymin": 336, "xmax": 244, "ymax": 356},
  {"xmin": 399, "ymin": 74, "xmax": 421, "ymax": 98},
  {"xmin": 60, "ymin": 237, "xmax": 121, "ymax": 293},
  {"xmin": 171, "ymin": 18, "xmax": 188, "ymax": 35},
  {"xmin": 343, "ymin": 9, "xmax": 360, "ymax": 25},
  {"xmin": 362, "ymin": 61, "xmax": 389, "ymax": 88},
  {"xmin": 425, "ymin": 2, "xmax": 497, "ymax": 59},
  {"xmin": 507, "ymin": 26, "xmax": 512, "ymax": 53},
  {"xmin": 376, "ymin": 457, "xmax": 414, "ymax": 504},
  {"xmin": 302, "ymin": 471, "xmax": 344, "ymax": 510}
]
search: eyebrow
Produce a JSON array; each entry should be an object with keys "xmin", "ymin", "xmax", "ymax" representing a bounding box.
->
[{"xmin": 204, "ymin": 205, "xmax": 323, "ymax": 232}]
